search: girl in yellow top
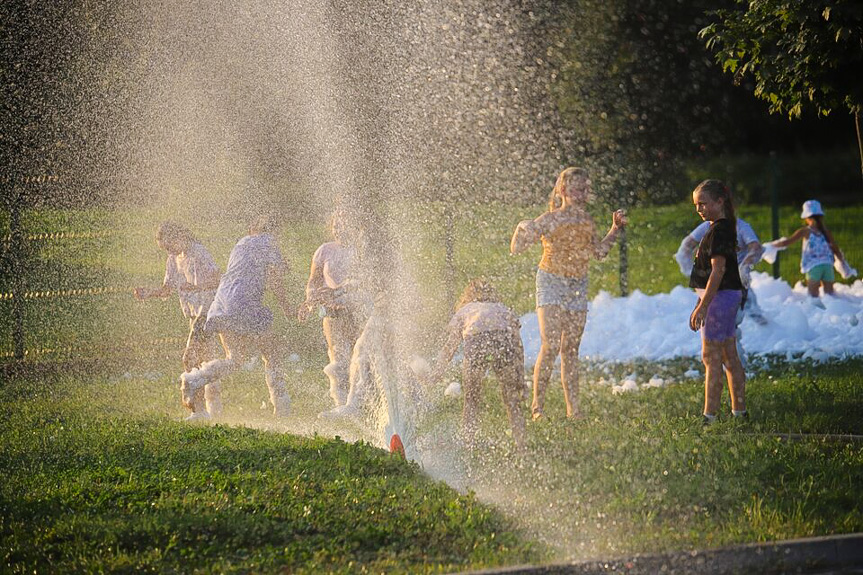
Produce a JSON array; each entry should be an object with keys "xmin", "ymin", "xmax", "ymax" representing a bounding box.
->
[{"xmin": 510, "ymin": 167, "xmax": 626, "ymax": 420}]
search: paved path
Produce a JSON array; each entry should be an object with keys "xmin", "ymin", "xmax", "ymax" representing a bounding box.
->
[{"xmin": 461, "ymin": 533, "xmax": 863, "ymax": 574}]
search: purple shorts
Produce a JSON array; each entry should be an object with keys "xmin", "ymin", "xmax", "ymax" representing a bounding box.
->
[{"xmin": 700, "ymin": 290, "xmax": 742, "ymax": 342}]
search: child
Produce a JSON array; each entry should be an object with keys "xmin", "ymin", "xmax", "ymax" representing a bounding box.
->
[
  {"xmin": 675, "ymin": 216, "xmax": 767, "ymax": 367},
  {"xmin": 298, "ymin": 211, "xmax": 370, "ymax": 407},
  {"xmin": 767, "ymin": 200, "xmax": 848, "ymax": 298},
  {"xmin": 134, "ymin": 221, "xmax": 223, "ymax": 419},
  {"xmin": 510, "ymin": 167, "xmax": 626, "ymax": 420},
  {"xmin": 424, "ymin": 279, "xmax": 526, "ymax": 450},
  {"xmin": 180, "ymin": 215, "xmax": 293, "ymax": 421},
  {"xmin": 688, "ymin": 180, "xmax": 746, "ymax": 424}
]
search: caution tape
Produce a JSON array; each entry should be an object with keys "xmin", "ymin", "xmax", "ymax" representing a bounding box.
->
[
  {"xmin": 1, "ymin": 230, "xmax": 117, "ymax": 243},
  {"xmin": 0, "ymin": 286, "xmax": 135, "ymax": 301},
  {"xmin": 0, "ymin": 336, "xmax": 186, "ymax": 360}
]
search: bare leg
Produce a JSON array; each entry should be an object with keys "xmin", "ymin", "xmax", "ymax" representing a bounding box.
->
[
  {"xmin": 496, "ymin": 355, "xmax": 527, "ymax": 449},
  {"xmin": 531, "ymin": 305, "xmax": 563, "ymax": 419},
  {"xmin": 720, "ymin": 338, "xmax": 746, "ymax": 412},
  {"xmin": 807, "ymin": 280, "xmax": 821, "ymax": 297},
  {"xmin": 822, "ymin": 281, "xmax": 835, "ymax": 295},
  {"xmin": 702, "ymin": 339, "xmax": 725, "ymax": 416},
  {"xmin": 258, "ymin": 331, "xmax": 290, "ymax": 417},
  {"xmin": 560, "ymin": 310, "xmax": 587, "ymax": 419},
  {"xmin": 461, "ymin": 355, "xmax": 484, "ymax": 450}
]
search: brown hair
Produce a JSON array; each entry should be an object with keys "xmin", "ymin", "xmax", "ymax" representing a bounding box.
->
[
  {"xmin": 548, "ymin": 167, "xmax": 589, "ymax": 211},
  {"xmin": 455, "ymin": 278, "xmax": 501, "ymax": 312},
  {"xmin": 693, "ymin": 179, "xmax": 737, "ymax": 234},
  {"xmin": 155, "ymin": 221, "xmax": 195, "ymax": 249}
]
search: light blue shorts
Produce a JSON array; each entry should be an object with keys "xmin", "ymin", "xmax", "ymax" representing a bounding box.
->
[
  {"xmin": 806, "ymin": 263, "xmax": 835, "ymax": 283},
  {"xmin": 536, "ymin": 268, "xmax": 588, "ymax": 312}
]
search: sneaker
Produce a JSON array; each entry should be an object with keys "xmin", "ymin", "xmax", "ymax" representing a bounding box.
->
[
  {"xmin": 732, "ymin": 411, "xmax": 749, "ymax": 420},
  {"xmin": 702, "ymin": 414, "xmax": 717, "ymax": 426}
]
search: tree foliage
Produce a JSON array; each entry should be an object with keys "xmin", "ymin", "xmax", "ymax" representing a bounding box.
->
[{"xmin": 700, "ymin": 0, "xmax": 863, "ymax": 118}]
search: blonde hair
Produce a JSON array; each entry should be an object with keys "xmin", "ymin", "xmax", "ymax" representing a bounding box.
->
[
  {"xmin": 455, "ymin": 278, "xmax": 501, "ymax": 312},
  {"xmin": 548, "ymin": 167, "xmax": 589, "ymax": 211}
]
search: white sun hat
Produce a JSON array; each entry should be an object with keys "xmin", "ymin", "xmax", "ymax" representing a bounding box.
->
[{"xmin": 800, "ymin": 199, "xmax": 824, "ymax": 219}]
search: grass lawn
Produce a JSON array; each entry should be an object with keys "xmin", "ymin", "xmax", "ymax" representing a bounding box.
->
[{"xmin": 1, "ymin": 201, "xmax": 862, "ymax": 572}]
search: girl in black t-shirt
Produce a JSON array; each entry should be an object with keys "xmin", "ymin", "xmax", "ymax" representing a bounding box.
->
[{"xmin": 689, "ymin": 180, "xmax": 747, "ymax": 424}]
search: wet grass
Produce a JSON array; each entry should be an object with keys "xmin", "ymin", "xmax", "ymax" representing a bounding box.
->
[{"xmin": 0, "ymin": 365, "xmax": 543, "ymax": 574}]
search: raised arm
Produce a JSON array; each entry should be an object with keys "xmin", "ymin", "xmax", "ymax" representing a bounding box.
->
[
  {"xmin": 740, "ymin": 240, "xmax": 764, "ymax": 268},
  {"xmin": 510, "ymin": 217, "xmax": 543, "ymax": 255},
  {"xmin": 593, "ymin": 209, "xmax": 627, "ymax": 260}
]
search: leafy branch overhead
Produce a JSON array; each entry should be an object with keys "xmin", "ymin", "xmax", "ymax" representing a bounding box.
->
[{"xmin": 700, "ymin": 0, "xmax": 863, "ymax": 118}]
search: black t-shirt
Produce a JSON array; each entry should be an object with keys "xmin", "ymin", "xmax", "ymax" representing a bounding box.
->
[{"xmin": 689, "ymin": 218, "xmax": 743, "ymax": 290}]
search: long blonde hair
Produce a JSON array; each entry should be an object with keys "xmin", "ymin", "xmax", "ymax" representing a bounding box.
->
[{"xmin": 548, "ymin": 167, "xmax": 589, "ymax": 211}]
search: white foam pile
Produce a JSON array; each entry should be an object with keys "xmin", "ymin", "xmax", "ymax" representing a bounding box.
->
[{"xmin": 521, "ymin": 272, "xmax": 863, "ymax": 366}]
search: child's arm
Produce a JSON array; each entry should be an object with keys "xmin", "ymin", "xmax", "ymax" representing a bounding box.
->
[
  {"xmin": 593, "ymin": 209, "xmax": 626, "ymax": 260},
  {"xmin": 674, "ymin": 235, "xmax": 699, "ymax": 276},
  {"xmin": 769, "ymin": 227, "xmax": 808, "ymax": 248},
  {"xmin": 267, "ymin": 262, "xmax": 293, "ymax": 320},
  {"xmin": 510, "ymin": 215, "xmax": 544, "ymax": 255},
  {"xmin": 425, "ymin": 328, "xmax": 462, "ymax": 386},
  {"xmin": 298, "ymin": 252, "xmax": 326, "ymax": 321},
  {"xmin": 690, "ymin": 254, "xmax": 727, "ymax": 331},
  {"xmin": 133, "ymin": 283, "xmax": 172, "ymax": 300},
  {"xmin": 740, "ymin": 240, "xmax": 764, "ymax": 267}
]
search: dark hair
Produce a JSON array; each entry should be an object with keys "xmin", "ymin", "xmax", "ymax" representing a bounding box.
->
[
  {"xmin": 455, "ymin": 278, "xmax": 501, "ymax": 312},
  {"xmin": 809, "ymin": 214, "xmax": 829, "ymax": 238},
  {"xmin": 693, "ymin": 179, "xmax": 737, "ymax": 239},
  {"xmin": 155, "ymin": 221, "xmax": 195, "ymax": 248}
]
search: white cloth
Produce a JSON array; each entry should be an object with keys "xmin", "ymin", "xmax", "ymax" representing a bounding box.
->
[
  {"xmin": 834, "ymin": 254, "xmax": 858, "ymax": 279},
  {"xmin": 448, "ymin": 301, "xmax": 517, "ymax": 340},
  {"xmin": 761, "ymin": 240, "xmax": 786, "ymax": 265},
  {"xmin": 164, "ymin": 241, "xmax": 219, "ymax": 318},
  {"xmin": 206, "ymin": 234, "xmax": 283, "ymax": 328}
]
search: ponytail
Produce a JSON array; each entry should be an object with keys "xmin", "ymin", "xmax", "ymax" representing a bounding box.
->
[{"xmin": 693, "ymin": 179, "xmax": 737, "ymax": 247}]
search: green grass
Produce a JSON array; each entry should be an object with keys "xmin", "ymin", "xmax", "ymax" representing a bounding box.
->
[
  {"xmin": 1, "ymin": 202, "xmax": 862, "ymax": 571},
  {"xmin": 0, "ymin": 367, "xmax": 542, "ymax": 574}
]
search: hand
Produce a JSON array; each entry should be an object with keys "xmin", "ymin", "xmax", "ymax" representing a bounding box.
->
[
  {"xmin": 296, "ymin": 303, "xmax": 312, "ymax": 322},
  {"xmin": 612, "ymin": 209, "xmax": 627, "ymax": 228},
  {"xmin": 689, "ymin": 302, "xmax": 707, "ymax": 331}
]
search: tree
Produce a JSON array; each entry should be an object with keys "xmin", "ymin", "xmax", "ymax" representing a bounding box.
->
[{"xmin": 700, "ymin": 0, "xmax": 863, "ymax": 187}]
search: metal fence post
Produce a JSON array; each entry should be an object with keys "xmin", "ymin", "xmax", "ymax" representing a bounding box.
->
[{"xmin": 769, "ymin": 152, "xmax": 780, "ymax": 279}]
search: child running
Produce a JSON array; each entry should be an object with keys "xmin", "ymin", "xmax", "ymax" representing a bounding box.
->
[
  {"xmin": 423, "ymin": 279, "xmax": 526, "ymax": 450},
  {"xmin": 134, "ymin": 221, "xmax": 223, "ymax": 419},
  {"xmin": 767, "ymin": 200, "xmax": 848, "ymax": 299},
  {"xmin": 510, "ymin": 167, "xmax": 626, "ymax": 420},
  {"xmin": 180, "ymin": 215, "xmax": 292, "ymax": 421},
  {"xmin": 298, "ymin": 211, "xmax": 370, "ymax": 408},
  {"xmin": 688, "ymin": 180, "xmax": 746, "ymax": 424}
]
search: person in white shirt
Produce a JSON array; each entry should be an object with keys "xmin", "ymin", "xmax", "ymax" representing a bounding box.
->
[
  {"xmin": 298, "ymin": 212, "xmax": 370, "ymax": 407},
  {"xmin": 134, "ymin": 221, "xmax": 223, "ymax": 419},
  {"xmin": 180, "ymin": 215, "xmax": 293, "ymax": 421},
  {"xmin": 424, "ymin": 279, "xmax": 526, "ymax": 450}
]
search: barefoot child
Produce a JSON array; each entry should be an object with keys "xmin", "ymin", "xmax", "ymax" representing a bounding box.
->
[
  {"xmin": 688, "ymin": 180, "xmax": 747, "ymax": 423},
  {"xmin": 424, "ymin": 279, "xmax": 526, "ymax": 449},
  {"xmin": 180, "ymin": 215, "xmax": 293, "ymax": 421},
  {"xmin": 298, "ymin": 211, "xmax": 369, "ymax": 407},
  {"xmin": 510, "ymin": 167, "xmax": 626, "ymax": 420},
  {"xmin": 134, "ymin": 221, "xmax": 223, "ymax": 418}
]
